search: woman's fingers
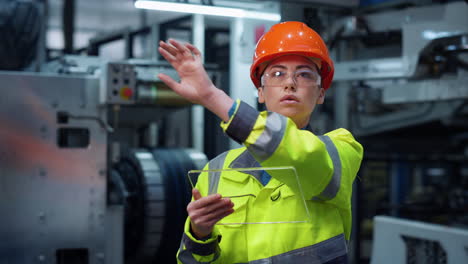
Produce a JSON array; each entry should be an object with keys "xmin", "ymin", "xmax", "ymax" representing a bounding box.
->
[
  {"xmin": 159, "ymin": 39, "xmax": 192, "ymax": 64},
  {"xmin": 187, "ymin": 195, "xmax": 234, "ymax": 223},
  {"xmin": 190, "ymin": 203, "xmax": 234, "ymax": 227},
  {"xmin": 201, "ymin": 202, "xmax": 234, "ymax": 221},
  {"xmin": 187, "ymin": 192, "xmax": 235, "ymax": 238},
  {"xmin": 205, "ymin": 208, "xmax": 235, "ymax": 226},
  {"xmin": 192, "ymin": 188, "xmax": 202, "ymax": 200},
  {"xmin": 159, "ymin": 40, "xmax": 178, "ymax": 57},
  {"xmin": 199, "ymin": 207, "xmax": 235, "ymax": 227},
  {"xmin": 158, "ymin": 46, "xmax": 176, "ymax": 63},
  {"xmin": 186, "ymin": 43, "xmax": 201, "ymax": 57},
  {"xmin": 199, "ymin": 198, "xmax": 233, "ymax": 216},
  {"xmin": 168, "ymin": 38, "xmax": 193, "ymax": 58},
  {"xmin": 159, "ymin": 39, "xmax": 199, "ymax": 71},
  {"xmin": 188, "ymin": 193, "xmax": 222, "ymax": 211},
  {"xmin": 157, "ymin": 73, "xmax": 180, "ymax": 92},
  {"xmin": 157, "ymin": 38, "xmax": 220, "ymax": 108}
]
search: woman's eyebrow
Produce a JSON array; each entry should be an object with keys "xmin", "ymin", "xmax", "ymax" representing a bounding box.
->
[
  {"xmin": 268, "ymin": 64, "xmax": 318, "ymax": 71},
  {"xmin": 296, "ymin": 65, "xmax": 314, "ymax": 70},
  {"xmin": 268, "ymin": 65, "xmax": 287, "ymax": 70},
  {"xmin": 297, "ymin": 64, "xmax": 320, "ymax": 73}
]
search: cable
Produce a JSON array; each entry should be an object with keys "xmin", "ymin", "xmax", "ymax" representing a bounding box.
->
[{"xmin": 61, "ymin": 112, "xmax": 114, "ymax": 133}]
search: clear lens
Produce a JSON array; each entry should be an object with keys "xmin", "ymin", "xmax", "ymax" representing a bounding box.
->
[{"xmin": 262, "ymin": 69, "xmax": 321, "ymax": 87}]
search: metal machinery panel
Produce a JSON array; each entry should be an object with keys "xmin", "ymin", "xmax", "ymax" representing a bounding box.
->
[
  {"xmin": 331, "ymin": 1, "xmax": 468, "ymax": 137},
  {"xmin": 382, "ymin": 76, "xmax": 468, "ymax": 104},
  {"xmin": 0, "ymin": 71, "xmax": 107, "ymax": 263},
  {"xmin": 371, "ymin": 216, "xmax": 468, "ymax": 264},
  {"xmin": 334, "ymin": 2, "xmax": 468, "ymax": 81}
]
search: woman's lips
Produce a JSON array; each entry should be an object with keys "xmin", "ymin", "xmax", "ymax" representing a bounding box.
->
[{"xmin": 280, "ymin": 95, "xmax": 299, "ymax": 104}]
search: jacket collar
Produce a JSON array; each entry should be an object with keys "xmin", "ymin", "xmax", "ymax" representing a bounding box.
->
[
  {"xmin": 302, "ymin": 123, "xmax": 313, "ymax": 132},
  {"xmin": 222, "ymin": 125, "xmax": 313, "ymax": 189},
  {"xmin": 224, "ymin": 149, "xmax": 296, "ymax": 197},
  {"xmin": 226, "ymin": 149, "xmax": 262, "ymax": 183}
]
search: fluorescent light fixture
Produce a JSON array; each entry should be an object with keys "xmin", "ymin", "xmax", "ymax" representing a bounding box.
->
[{"xmin": 134, "ymin": 0, "xmax": 281, "ymax": 21}]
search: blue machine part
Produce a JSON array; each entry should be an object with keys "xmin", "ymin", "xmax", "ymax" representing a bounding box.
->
[{"xmin": 360, "ymin": 0, "xmax": 397, "ymax": 6}]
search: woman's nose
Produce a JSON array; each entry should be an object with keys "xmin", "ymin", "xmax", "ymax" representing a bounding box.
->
[
  {"xmin": 284, "ymin": 74, "xmax": 297, "ymax": 91},
  {"xmin": 283, "ymin": 84, "xmax": 296, "ymax": 92}
]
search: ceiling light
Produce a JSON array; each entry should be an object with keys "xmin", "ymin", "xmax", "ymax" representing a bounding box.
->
[{"xmin": 134, "ymin": 0, "xmax": 281, "ymax": 21}]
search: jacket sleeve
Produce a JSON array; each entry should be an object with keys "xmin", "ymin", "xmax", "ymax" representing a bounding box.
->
[
  {"xmin": 176, "ymin": 165, "xmax": 222, "ymax": 264},
  {"xmin": 220, "ymin": 100, "xmax": 363, "ymax": 202}
]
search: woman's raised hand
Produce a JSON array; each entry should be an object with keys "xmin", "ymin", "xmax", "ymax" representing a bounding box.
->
[
  {"xmin": 158, "ymin": 39, "xmax": 233, "ymax": 122},
  {"xmin": 158, "ymin": 39, "xmax": 216, "ymax": 105}
]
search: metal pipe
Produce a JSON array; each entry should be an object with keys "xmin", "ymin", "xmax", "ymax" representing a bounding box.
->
[
  {"xmin": 192, "ymin": 14, "xmax": 205, "ymax": 153},
  {"xmin": 63, "ymin": 0, "xmax": 75, "ymax": 54}
]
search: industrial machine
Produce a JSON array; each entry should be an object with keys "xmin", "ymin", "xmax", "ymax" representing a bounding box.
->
[
  {"xmin": 318, "ymin": 1, "xmax": 468, "ymax": 263},
  {"xmin": 371, "ymin": 216, "xmax": 468, "ymax": 264},
  {"xmin": 0, "ymin": 56, "xmax": 228, "ymax": 264}
]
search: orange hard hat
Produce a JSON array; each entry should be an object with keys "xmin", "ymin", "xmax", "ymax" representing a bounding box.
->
[{"xmin": 250, "ymin": 21, "xmax": 334, "ymax": 90}]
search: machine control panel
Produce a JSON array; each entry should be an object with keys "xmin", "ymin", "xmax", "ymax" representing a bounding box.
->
[{"xmin": 106, "ymin": 63, "xmax": 137, "ymax": 104}]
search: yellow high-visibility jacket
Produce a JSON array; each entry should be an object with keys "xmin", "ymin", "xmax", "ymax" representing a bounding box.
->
[{"xmin": 177, "ymin": 100, "xmax": 363, "ymax": 264}]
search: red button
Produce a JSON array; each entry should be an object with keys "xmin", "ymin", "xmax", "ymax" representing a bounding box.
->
[{"xmin": 120, "ymin": 87, "xmax": 133, "ymax": 99}]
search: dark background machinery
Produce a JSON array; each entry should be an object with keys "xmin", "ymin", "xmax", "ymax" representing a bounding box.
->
[{"xmin": 310, "ymin": 1, "xmax": 468, "ymax": 263}]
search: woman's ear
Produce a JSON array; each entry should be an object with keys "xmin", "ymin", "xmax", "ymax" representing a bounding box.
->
[
  {"xmin": 258, "ymin": 87, "xmax": 265, "ymax": 104},
  {"xmin": 317, "ymin": 87, "xmax": 325, "ymax": 105}
]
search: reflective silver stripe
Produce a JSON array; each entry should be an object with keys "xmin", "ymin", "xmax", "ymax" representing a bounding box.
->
[
  {"xmin": 247, "ymin": 234, "xmax": 347, "ymax": 264},
  {"xmin": 247, "ymin": 112, "xmax": 287, "ymax": 163},
  {"xmin": 313, "ymin": 135, "xmax": 342, "ymax": 201},
  {"xmin": 230, "ymin": 150, "xmax": 263, "ymax": 181},
  {"xmin": 225, "ymin": 101, "xmax": 259, "ymax": 144},
  {"xmin": 208, "ymin": 151, "xmax": 228, "ymax": 195}
]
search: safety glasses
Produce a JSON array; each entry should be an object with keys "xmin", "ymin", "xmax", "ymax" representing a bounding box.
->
[{"xmin": 261, "ymin": 68, "xmax": 321, "ymax": 88}]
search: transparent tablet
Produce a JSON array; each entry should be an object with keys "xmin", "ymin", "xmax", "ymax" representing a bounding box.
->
[{"xmin": 188, "ymin": 166, "xmax": 311, "ymax": 225}]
